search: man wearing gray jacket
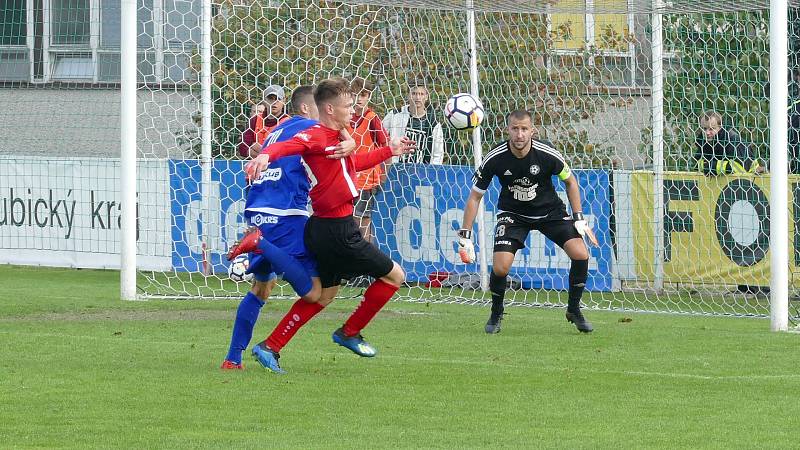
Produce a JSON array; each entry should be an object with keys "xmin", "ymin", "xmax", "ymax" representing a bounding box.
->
[{"xmin": 384, "ymin": 80, "xmax": 445, "ymax": 165}]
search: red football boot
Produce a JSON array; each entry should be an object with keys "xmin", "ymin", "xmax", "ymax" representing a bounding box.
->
[
  {"xmin": 226, "ymin": 226, "xmax": 263, "ymax": 261},
  {"xmin": 220, "ymin": 359, "xmax": 243, "ymax": 370}
]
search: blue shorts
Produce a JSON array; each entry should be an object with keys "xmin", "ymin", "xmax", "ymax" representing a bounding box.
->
[{"xmin": 244, "ymin": 213, "xmax": 318, "ymax": 283}]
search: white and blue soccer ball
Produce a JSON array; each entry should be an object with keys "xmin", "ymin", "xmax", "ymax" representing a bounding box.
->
[
  {"xmin": 444, "ymin": 93, "xmax": 485, "ymax": 131},
  {"xmin": 227, "ymin": 254, "xmax": 254, "ymax": 283}
]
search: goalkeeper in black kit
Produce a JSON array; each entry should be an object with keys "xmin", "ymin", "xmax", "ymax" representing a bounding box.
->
[{"xmin": 458, "ymin": 110, "xmax": 598, "ymax": 334}]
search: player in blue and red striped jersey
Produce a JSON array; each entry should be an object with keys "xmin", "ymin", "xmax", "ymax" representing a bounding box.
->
[
  {"xmin": 221, "ymin": 85, "xmax": 355, "ymax": 373},
  {"xmin": 229, "ymin": 77, "xmax": 415, "ymax": 361}
]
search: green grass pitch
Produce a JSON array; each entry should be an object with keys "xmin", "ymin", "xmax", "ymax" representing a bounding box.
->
[{"xmin": 1, "ymin": 265, "xmax": 798, "ymax": 449}]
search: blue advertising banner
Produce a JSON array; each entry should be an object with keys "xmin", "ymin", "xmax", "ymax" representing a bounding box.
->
[
  {"xmin": 170, "ymin": 159, "xmax": 247, "ymax": 273},
  {"xmin": 372, "ymin": 164, "xmax": 613, "ymax": 291},
  {"xmin": 169, "ymin": 160, "xmax": 612, "ymax": 291}
]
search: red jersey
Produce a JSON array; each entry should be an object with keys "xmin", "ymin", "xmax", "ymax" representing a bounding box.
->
[{"xmin": 262, "ymin": 124, "xmax": 393, "ymax": 218}]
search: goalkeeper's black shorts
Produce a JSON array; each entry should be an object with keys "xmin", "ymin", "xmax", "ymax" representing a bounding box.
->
[
  {"xmin": 305, "ymin": 215, "xmax": 394, "ymax": 288},
  {"xmin": 493, "ymin": 211, "xmax": 581, "ymax": 254}
]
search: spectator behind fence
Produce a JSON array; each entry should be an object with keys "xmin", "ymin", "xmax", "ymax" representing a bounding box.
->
[
  {"xmin": 790, "ymin": 99, "xmax": 800, "ymax": 174},
  {"xmin": 694, "ymin": 110, "xmax": 763, "ymax": 176},
  {"xmin": 249, "ymin": 101, "xmax": 265, "ymax": 119},
  {"xmin": 350, "ymin": 77, "xmax": 390, "ymax": 243},
  {"xmin": 383, "ymin": 79, "xmax": 444, "ymax": 164},
  {"xmin": 695, "ymin": 110, "xmax": 768, "ymax": 296},
  {"xmin": 238, "ymin": 85, "xmax": 291, "ymax": 159},
  {"xmin": 790, "ymin": 68, "xmax": 800, "ymax": 173}
]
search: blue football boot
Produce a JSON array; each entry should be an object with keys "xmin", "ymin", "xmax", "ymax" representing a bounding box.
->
[
  {"xmin": 251, "ymin": 342, "xmax": 287, "ymax": 374},
  {"xmin": 332, "ymin": 327, "xmax": 377, "ymax": 357}
]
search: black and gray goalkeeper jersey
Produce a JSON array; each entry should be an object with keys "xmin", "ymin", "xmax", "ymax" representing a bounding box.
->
[{"xmin": 472, "ymin": 139, "xmax": 572, "ymax": 219}]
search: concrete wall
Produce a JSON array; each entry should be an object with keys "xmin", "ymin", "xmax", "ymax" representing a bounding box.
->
[
  {"xmin": 0, "ymin": 87, "xmax": 651, "ymax": 167},
  {"xmin": 538, "ymin": 96, "xmax": 651, "ymax": 169},
  {"xmin": 0, "ymin": 88, "xmax": 198, "ymax": 159},
  {"xmin": 574, "ymin": 96, "xmax": 651, "ymax": 169}
]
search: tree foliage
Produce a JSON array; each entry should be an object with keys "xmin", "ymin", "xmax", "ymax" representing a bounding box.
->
[
  {"xmin": 661, "ymin": 11, "xmax": 769, "ymax": 171},
  {"xmin": 188, "ymin": 0, "xmax": 631, "ymax": 165}
]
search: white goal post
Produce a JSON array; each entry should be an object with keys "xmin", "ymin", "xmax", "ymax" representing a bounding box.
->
[{"xmin": 770, "ymin": 0, "xmax": 790, "ymax": 331}]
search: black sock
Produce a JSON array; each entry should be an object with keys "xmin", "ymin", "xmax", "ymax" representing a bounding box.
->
[
  {"xmin": 489, "ymin": 272, "xmax": 507, "ymax": 317},
  {"xmin": 568, "ymin": 259, "xmax": 588, "ymax": 312}
]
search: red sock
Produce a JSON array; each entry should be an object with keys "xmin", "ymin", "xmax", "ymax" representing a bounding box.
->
[
  {"xmin": 265, "ymin": 299, "xmax": 324, "ymax": 352},
  {"xmin": 342, "ymin": 279, "xmax": 399, "ymax": 336}
]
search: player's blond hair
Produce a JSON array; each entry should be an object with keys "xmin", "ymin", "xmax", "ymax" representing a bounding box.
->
[{"xmin": 314, "ymin": 77, "xmax": 352, "ymax": 108}]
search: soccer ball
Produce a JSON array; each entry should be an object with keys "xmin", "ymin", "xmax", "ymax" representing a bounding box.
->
[
  {"xmin": 227, "ymin": 254, "xmax": 254, "ymax": 283},
  {"xmin": 443, "ymin": 93, "xmax": 485, "ymax": 130}
]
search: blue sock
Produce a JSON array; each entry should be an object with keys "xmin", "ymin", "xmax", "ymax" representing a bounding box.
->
[
  {"xmin": 257, "ymin": 239, "xmax": 312, "ymax": 297},
  {"xmin": 225, "ymin": 292, "xmax": 264, "ymax": 364}
]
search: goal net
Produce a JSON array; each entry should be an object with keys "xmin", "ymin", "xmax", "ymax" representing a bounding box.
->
[{"xmin": 1, "ymin": 0, "xmax": 797, "ymax": 319}]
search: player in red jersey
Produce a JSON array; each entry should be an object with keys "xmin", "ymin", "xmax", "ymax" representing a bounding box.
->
[{"xmin": 230, "ymin": 77, "xmax": 415, "ymax": 360}]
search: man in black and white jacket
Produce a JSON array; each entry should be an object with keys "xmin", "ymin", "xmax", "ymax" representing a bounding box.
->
[{"xmin": 384, "ymin": 79, "xmax": 445, "ymax": 165}]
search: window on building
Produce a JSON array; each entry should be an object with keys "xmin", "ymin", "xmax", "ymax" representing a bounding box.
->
[
  {"xmin": 0, "ymin": 0, "xmax": 199, "ymax": 83},
  {"xmin": 51, "ymin": 0, "xmax": 91, "ymax": 45},
  {"xmin": 0, "ymin": 0, "xmax": 29, "ymax": 80},
  {"xmin": 1, "ymin": 0, "xmax": 27, "ymax": 46},
  {"xmin": 549, "ymin": 0, "xmax": 636, "ymax": 87}
]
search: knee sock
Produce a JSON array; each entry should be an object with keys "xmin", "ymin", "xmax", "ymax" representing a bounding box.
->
[
  {"xmin": 568, "ymin": 259, "xmax": 589, "ymax": 312},
  {"xmin": 256, "ymin": 239, "xmax": 312, "ymax": 297},
  {"xmin": 265, "ymin": 298, "xmax": 325, "ymax": 353},
  {"xmin": 489, "ymin": 272, "xmax": 507, "ymax": 317},
  {"xmin": 342, "ymin": 279, "xmax": 399, "ymax": 337},
  {"xmin": 225, "ymin": 292, "xmax": 264, "ymax": 364}
]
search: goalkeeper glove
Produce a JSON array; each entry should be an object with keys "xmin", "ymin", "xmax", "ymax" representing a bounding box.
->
[
  {"xmin": 572, "ymin": 212, "xmax": 599, "ymax": 247},
  {"xmin": 457, "ymin": 229, "xmax": 476, "ymax": 264}
]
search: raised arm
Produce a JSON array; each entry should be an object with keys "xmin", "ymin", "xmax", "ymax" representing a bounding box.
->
[
  {"xmin": 325, "ymin": 129, "xmax": 357, "ymax": 160},
  {"xmin": 352, "ymin": 136, "xmax": 415, "ymax": 171},
  {"xmin": 262, "ymin": 138, "xmax": 307, "ymax": 159},
  {"xmin": 244, "ymin": 137, "xmax": 308, "ymax": 182},
  {"xmin": 352, "ymin": 147, "xmax": 393, "ymax": 171}
]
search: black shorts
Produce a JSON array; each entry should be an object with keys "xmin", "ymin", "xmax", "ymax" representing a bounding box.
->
[
  {"xmin": 493, "ymin": 211, "xmax": 581, "ymax": 254},
  {"xmin": 304, "ymin": 215, "xmax": 395, "ymax": 288}
]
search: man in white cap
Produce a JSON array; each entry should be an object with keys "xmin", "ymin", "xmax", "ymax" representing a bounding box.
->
[
  {"xmin": 239, "ymin": 84, "xmax": 291, "ymax": 158},
  {"xmin": 263, "ymin": 85, "xmax": 287, "ymax": 123}
]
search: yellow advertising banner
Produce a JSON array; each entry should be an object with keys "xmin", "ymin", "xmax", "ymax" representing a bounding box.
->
[{"xmin": 631, "ymin": 171, "xmax": 800, "ymax": 286}]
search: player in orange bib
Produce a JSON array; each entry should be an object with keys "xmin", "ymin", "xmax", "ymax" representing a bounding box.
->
[{"xmin": 349, "ymin": 77, "xmax": 390, "ymax": 243}]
